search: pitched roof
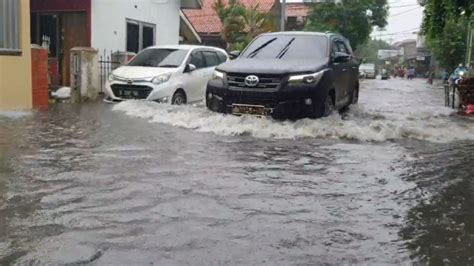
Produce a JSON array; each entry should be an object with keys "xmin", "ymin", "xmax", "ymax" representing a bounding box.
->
[
  {"xmin": 286, "ymin": 3, "xmax": 310, "ymax": 18},
  {"xmin": 183, "ymin": 0, "xmax": 278, "ymax": 34}
]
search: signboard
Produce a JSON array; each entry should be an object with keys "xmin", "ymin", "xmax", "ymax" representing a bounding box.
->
[{"xmin": 378, "ymin": 49, "xmax": 402, "ymax": 60}]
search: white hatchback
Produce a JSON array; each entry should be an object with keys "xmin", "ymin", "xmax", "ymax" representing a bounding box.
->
[{"xmin": 104, "ymin": 45, "xmax": 228, "ymax": 104}]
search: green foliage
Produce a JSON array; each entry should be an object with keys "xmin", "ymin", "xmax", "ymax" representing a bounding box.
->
[
  {"xmin": 213, "ymin": 0, "xmax": 274, "ymax": 50},
  {"xmin": 421, "ymin": 0, "xmax": 473, "ymax": 69},
  {"xmin": 355, "ymin": 38, "xmax": 392, "ymax": 64},
  {"xmin": 305, "ymin": 0, "xmax": 389, "ymax": 49}
]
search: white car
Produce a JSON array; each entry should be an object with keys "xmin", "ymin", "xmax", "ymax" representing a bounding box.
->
[
  {"xmin": 359, "ymin": 63, "xmax": 376, "ymax": 79},
  {"xmin": 104, "ymin": 45, "xmax": 228, "ymax": 104}
]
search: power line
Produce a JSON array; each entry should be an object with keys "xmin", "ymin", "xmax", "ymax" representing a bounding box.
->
[{"xmin": 389, "ymin": 6, "xmax": 422, "ymax": 17}]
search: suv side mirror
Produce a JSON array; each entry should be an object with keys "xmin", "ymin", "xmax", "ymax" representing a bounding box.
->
[
  {"xmin": 229, "ymin": 50, "xmax": 241, "ymax": 59},
  {"xmin": 333, "ymin": 52, "xmax": 351, "ymax": 63},
  {"xmin": 184, "ymin": 64, "xmax": 197, "ymax": 73}
]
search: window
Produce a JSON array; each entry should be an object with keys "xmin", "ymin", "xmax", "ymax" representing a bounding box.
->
[
  {"xmin": 126, "ymin": 19, "xmax": 156, "ymax": 53},
  {"xmin": 0, "ymin": 0, "xmax": 21, "ymax": 54},
  {"xmin": 202, "ymin": 51, "xmax": 219, "ymax": 67},
  {"xmin": 336, "ymin": 41, "xmax": 349, "ymax": 54},
  {"xmin": 189, "ymin": 51, "xmax": 205, "ymax": 69},
  {"xmin": 128, "ymin": 48, "xmax": 188, "ymax": 67},
  {"xmin": 216, "ymin": 52, "xmax": 227, "ymax": 64}
]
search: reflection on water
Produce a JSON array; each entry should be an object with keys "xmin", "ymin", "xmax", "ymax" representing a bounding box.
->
[{"xmin": 400, "ymin": 143, "xmax": 474, "ymax": 264}]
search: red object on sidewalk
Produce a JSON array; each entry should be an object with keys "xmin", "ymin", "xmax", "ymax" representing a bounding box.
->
[
  {"xmin": 465, "ymin": 105, "xmax": 474, "ymax": 115},
  {"xmin": 31, "ymin": 46, "xmax": 49, "ymax": 109}
]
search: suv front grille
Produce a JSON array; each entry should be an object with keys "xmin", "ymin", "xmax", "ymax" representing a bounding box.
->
[
  {"xmin": 227, "ymin": 73, "xmax": 284, "ymax": 89},
  {"xmin": 111, "ymin": 84, "xmax": 153, "ymax": 99}
]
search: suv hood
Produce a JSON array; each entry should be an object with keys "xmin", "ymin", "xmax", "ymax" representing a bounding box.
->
[
  {"xmin": 217, "ymin": 58, "xmax": 328, "ymax": 75},
  {"xmin": 112, "ymin": 66, "xmax": 177, "ymax": 79}
]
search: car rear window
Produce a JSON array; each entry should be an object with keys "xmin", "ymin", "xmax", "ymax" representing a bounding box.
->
[{"xmin": 241, "ymin": 35, "xmax": 328, "ymax": 60}]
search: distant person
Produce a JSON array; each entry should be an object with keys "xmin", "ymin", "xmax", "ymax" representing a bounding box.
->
[
  {"xmin": 408, "ymin": 67, "xmax": 415, "ymax": 80},
  {"xmin": 442, "ymin": 69, "xmax": 449, "ymax": 83}
]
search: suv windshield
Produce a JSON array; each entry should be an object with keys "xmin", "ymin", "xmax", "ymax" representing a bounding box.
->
[
  {"xmin": 128, "ymin": 48, "xmax": 188, "ymax": 67},
  {"xmin": 241, "ymin": 35, "xmax": 328, "ymax": 60}
]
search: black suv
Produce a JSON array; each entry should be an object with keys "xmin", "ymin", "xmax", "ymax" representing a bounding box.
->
[{"xmin": 206, "ymin": 32, "xmax": 359, "ymax": 119}]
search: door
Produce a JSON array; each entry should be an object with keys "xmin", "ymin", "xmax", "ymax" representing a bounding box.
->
[
  {"xmin": 332, "ymin": 39, "xmax": 351, "ymax": 105},
  {"xmin": 330, "ymin": 40, "xmax": 346, "ymax": 106},
  {"xmin": 61, "ymin": 12, "xmax": 88, "ymax": 86},
  {"xmin": 183, "ymin": 50, "xmax": 208, "ymax": 102}
]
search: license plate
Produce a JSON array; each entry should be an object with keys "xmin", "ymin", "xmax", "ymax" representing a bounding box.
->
[
  {"xmin": 118, "ymin": 90, "xmax": 139, "ymax": 98},
  {"xmin": 232, "ymin": 104, "xmax": 267, "ymax": 115}
]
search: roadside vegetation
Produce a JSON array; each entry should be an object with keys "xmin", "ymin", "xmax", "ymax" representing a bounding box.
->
[
  {"xmin": 213, "ymin": 0, "xmax": 274, "ymax": 51},
  {"xmin": 421, "ymin": 0, "xmax": 473, "ymax": 69}
]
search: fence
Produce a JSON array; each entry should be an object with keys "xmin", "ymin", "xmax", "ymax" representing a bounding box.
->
[{"xmin": 98, "ymin": 50, "xmax": 121, "ymax": 93}]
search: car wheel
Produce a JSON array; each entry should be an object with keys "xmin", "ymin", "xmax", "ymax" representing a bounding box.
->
[
  {"xmin": 172, "ymin": 90, "xmax": 186, "ymax": 105},
  {"xmin": 351, "ymin": 87, "xmax": 359, "ymax": 104},
  {"xmin": 322, "ymin": 95, "xmax": 335, "ymax": 117}
]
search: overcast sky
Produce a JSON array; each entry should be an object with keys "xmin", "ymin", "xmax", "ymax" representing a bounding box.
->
[{"xmin": 284, "ymin": 0, "xmax": 424, "ymax": 44}]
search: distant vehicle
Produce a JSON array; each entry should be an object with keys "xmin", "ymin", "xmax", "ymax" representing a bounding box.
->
[
  {"xmin": 206, "ymin": 31, "xmax": 359, "ymax": 119},
  {"xmin": 104, "ymin": 45, "xmax": 228, "ymax": 104},
  {"xmin": 359, "ymin": 63, "xmax": 376, "ymax": 79}
]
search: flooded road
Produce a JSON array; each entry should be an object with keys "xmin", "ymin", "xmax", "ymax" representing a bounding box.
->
[{"xmin": 1, "ymin": 79, "xmax": 473, "ymax": 264}]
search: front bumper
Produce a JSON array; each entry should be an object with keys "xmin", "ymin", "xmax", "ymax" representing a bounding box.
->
[
  {"xmin": 104, "ymin": 80, "xmax": 172, "ymax": 103},
  {"xmin": 206, "ymin": 78, "xmax": 328, "ymax": 119}
]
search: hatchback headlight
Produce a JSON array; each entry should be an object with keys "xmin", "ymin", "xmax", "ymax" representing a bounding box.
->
[
  {"xmin": 289, "ymin": 70, "xmax": 325, "ymax": 84},
  {"xmin": 213, "ymin": 70, "xmax": 225, "ymax": 80},
  {"xmin": 152, "ymin": 74, "xmax": 171, "ymax": 85}
]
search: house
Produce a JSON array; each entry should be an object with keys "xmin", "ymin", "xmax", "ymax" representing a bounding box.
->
[
  {"xmin": 0, "ymin": 0, "xmax": 33, "ymax": 110},
  {"xmin": 183, "ymin": 0, "xmax": 282, "ymax": 49},
  {"xmin": 29, "ymin": 0, "xmax": 202, "ymax": 87},
  {"xmin": 286, "ymin": 3, "xmax": 311, "ymax": 31}
]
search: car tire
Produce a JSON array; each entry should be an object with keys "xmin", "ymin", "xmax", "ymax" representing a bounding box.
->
[
  {"xmin": 172, "ymin": 90, "xmax": 186, "ymax": 105},
  {"xmin": 351, "ymin": 87, "xmax": 359, "ymax": 104},
  {"xmin": 309, "ymin": 93, "xmax": 335, "ymax": 118}
]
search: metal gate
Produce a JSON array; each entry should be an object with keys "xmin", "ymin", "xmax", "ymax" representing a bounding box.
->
[{"xmin": 99, "ymin": 50, "xmax": 121, "ymax": 93}]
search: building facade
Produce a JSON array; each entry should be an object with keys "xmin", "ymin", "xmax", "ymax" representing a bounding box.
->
[
  {"xmin": 30, "ymin": 0, "xmax": 201, "ymax": 86},
  {"xmin": 0, "ymin": 0, "xmax": 33, "ymax": 110}
]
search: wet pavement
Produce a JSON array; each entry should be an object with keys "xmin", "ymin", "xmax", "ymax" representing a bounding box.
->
[{"xmin": 1, "ymin": 78, "xmax": 474, "ymax": 265}]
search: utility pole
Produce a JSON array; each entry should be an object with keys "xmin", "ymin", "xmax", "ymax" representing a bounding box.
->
[{"xmin": 281, "ymin": 0, "xmax": 286, "ymax": 31}]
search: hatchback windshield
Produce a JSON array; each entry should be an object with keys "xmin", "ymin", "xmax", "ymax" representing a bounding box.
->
[
  {"xmin": 241, "ymin": 35, "xmax": 328, "ymax": 60},
  {"xmin": 128, "ymin": 48, "xmax": 188, "ymax": 67}
]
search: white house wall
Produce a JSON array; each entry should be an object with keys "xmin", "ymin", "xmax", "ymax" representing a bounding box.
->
[{"xmin": 91, "ymin": 0, "xmax": 181, "ymax": 52}]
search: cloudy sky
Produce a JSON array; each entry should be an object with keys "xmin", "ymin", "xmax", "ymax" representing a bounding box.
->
[{"xmin": 284, "ymin": 0, "xmax": 424, "ymax": 44}]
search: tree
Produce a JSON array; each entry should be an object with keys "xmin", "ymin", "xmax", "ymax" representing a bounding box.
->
[
  {"xmin": 213, "ymin": 0, "xmax": 274, "ymax": 50},
  {"xmin": 355, "ymin": 38, "xmax": 392, "ymax": 63},
  {"xmin": 421, "ymin": 0, "xmax": 473, "ymax": 69},
  {"xmin": 305, "ymin": 0, "xmax": 389, "ymax": 50}
]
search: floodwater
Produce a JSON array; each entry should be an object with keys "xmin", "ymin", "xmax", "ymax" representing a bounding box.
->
[{"xmin": 1, "ymin": 79, "xmax": 473, "ymax": 265}]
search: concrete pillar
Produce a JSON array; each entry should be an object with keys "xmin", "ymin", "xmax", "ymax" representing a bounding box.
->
[
  {"xmin": 70, "ymin": 47, "xmax": 100, "ymax": 102},
  {"xmin": 31, "ymin": 44, "xmax": 49, "ymax": 109}
]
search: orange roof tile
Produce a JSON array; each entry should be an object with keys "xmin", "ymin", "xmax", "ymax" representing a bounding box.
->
[{"xmin": 183, "ymin": 0, "xmax": 278, "ymax": 34}]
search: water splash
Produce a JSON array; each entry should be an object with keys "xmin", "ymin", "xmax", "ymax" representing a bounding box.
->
[{"xmin": 113, "ymin": 100, "xmax": 474, "ymax": 143}]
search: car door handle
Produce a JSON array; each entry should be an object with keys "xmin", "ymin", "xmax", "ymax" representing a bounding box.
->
[{"xmin": 342, "ymin": 68, "xmax": 347, "ymax": 72}]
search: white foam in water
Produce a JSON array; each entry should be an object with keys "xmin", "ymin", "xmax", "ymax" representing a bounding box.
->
[
  {"xmin": 0, "ymin": 110, "xmax": 32, "ymax": 119},
  {"xmin": 112, "ymin": 100, "xmax": 474, "ymax": 143}
]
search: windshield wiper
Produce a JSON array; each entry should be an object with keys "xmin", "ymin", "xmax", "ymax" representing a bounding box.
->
[
  {"xmin": 246, "ymin": 37, "xmax": 277, "ymax": 58},
  {"xmin": 275, "ymin": 37, "xmax": 295, "ymax": 59}
]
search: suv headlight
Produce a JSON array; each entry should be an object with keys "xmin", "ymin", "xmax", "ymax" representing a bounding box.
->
[
  {"xmin": 212, "ymin": 70, "xmax": 225, "ymax": 80},
  {"xmin": 289, "ymin": 70, "xmax": 325, "ymax": 84},
  {"xmin": 152, "ymin": 74, "xmax": 171, "ymax": 85},
  {"xmin": 108, "ymin": 74, "xmax": 116, "ymax": 82}
]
